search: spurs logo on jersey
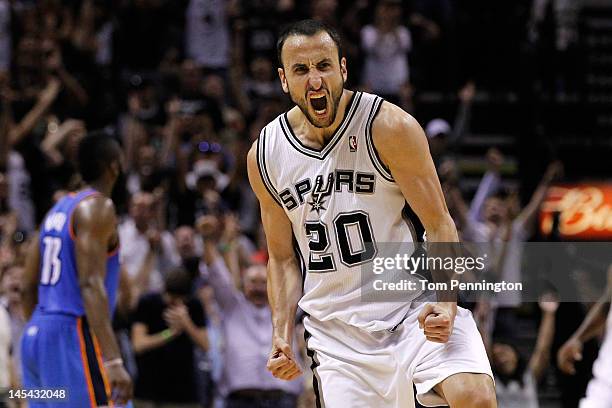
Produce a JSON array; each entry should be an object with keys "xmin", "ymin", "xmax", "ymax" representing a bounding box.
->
[
  {"xmin": 257, "ymin": 92, "xmax": 425, "ymax": 331},
  {"xmin": 308, "ymin": 173, "xmax": 334, "ymax": 215},
  {"xmin": 278, "ymin": 170, "xmax": 376, "ymax": 214}
]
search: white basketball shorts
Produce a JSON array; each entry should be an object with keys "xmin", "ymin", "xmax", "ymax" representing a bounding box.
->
[{"xmin": 303, "ymin": 303, "xmax": 493, "ymax": 408}]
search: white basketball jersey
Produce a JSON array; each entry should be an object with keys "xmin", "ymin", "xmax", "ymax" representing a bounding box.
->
[{"xmin": 258, "ymin": 91, "xmax": 426, "ymax": 331}]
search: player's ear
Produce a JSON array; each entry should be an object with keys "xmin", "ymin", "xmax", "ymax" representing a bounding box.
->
[
  {"xmin": 340, "ymin": 57, "xmax": 347, "ymax": 82},
  {"xmin": 278, "ymin": 68, "xmax": 289, "ymax": 94}
]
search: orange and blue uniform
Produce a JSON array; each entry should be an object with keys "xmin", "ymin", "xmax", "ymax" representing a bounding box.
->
[{"xmin": 21, "ymin": 189, "xmax": 121, "ymax": 408}]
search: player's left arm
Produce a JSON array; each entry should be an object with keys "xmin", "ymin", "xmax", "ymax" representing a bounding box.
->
[
  {"xmin": 22, "ymin": 231, "xmax": 41, "ymax": 320},
  {"xmin": 373, "ymin": 101, "xmax": 459, "ymax": 343}
]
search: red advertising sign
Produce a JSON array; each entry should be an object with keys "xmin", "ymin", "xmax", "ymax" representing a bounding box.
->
[{"xmin": 540, "ymin": 184, "xmax": 612, "ymax": 239}]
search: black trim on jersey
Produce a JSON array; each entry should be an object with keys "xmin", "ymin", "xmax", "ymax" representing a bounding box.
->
[
  {"xmin": 304, "ymin": 329, "xmax": 325, "ymax": 408},
  {"xmin": 293, "ymin": 234, "xmax": 307, "ymax": 290},
  {"xmin": 365, "ymin": 97, "xmax": 394, "ymax": 182},
  {"xmin": 402, "ymin": 202, "xmax": 425, "ymax": 243},
  {"xmin": 279, "ymin": 91, "xmax": 362, "ymax": 160},
  {"xmin": 389, "ymin": 314, "xmax": 409, "ymax": 332},
  {"xmin": 401, "ymin": 203, "xmax": 433, "ymax": 291},
  {"xmin": 256, "ymin": 129, "xmax": 283, "ymax": 207}
]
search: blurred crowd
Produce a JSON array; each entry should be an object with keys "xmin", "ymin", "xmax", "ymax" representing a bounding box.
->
[{"xmin": 0, "ymin": 0, "xmax": 604, "ymax": 407}]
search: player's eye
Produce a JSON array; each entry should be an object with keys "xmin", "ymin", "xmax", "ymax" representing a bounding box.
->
[
  {"xmin": 294, "ymin": 66, "xmax": 308, "ymax": 74},
  {"xmin": 317, "ymin": 62, "xmax": 331, "ymax": 70}
]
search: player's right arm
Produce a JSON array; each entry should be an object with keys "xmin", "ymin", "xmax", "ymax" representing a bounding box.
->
[
  {"xmin": 73, "ymin": 196, "xmax": 132, "ymax": 403},
  {"xmin": 246, "ymin": 141, "xmax": 303, "ymax": 381}
]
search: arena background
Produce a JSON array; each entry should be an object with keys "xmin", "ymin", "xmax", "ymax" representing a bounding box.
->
[{"xmin": 0, "ymin": 0, "xmax": 611, "ymax": 407}]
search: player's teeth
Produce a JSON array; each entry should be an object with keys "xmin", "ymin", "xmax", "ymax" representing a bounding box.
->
[{"xmin": 315, "ymin": 109, "xmax": 326, "ymax": 114}]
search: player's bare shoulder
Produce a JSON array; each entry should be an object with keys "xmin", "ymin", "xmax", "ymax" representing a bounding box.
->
[
  {"xmin": 73, "ymin": 194, "xmax": 117, "ymax": 234},
  {"xmin": 246, "ymin": 140, "xmax": 265, "ymax": 197},
  {"xmin": 371, "ymin": 100, "xmax": 430, "ymax": 170},
  {"xmin": 246, "ymin": 139, "xmax": 258, "ymax": 173}
]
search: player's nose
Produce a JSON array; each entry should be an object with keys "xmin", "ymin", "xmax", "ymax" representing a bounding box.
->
[{"xmin": 308, "ymin": 72, "xmax": 323, "ymax": 91}]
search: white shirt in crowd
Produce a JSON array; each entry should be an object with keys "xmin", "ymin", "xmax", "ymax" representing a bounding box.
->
[
  {"xmin": 118, "ymin": 218, "xmax": 180, "ymax": 293},
  {"xmin": 495, "ymin": 370, "xmax": 539, "ymax": 408},
  {"xmin": 185, "ymin": 0, "xmax": 230, "ymax": 69},
  {"xmin": 361, "ymin": 24, "xmax": 411, "ymax": 95},
  {"xmin": 0, "ymin": 305, "xmax": 11, "ymax": 392},
  {"xmin": 8, "ymin": 151, "xmax": 36, "ymax": 233}
]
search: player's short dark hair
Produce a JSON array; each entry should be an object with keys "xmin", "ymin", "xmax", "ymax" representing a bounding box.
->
[
  {"xmin": 77, "ymin": 131, "xmax": 121, "ymax": 183},
  {"xmin": 277, "ymin": 19, "xmax": 342, "ymax": 68},
  {"xmin": 164, "ymin": 267, "xmax": 193, "ymax": 297}
]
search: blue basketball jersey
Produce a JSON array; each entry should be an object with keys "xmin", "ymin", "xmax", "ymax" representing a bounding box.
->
[{"xmin": 37, "ymin": 189, "xmax": 120, "ymax": 316}]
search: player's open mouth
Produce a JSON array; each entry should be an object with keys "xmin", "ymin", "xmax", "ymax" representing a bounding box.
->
[{"xmin": 309, "ymin": 94, "xmax": 328, "ymax": 115}]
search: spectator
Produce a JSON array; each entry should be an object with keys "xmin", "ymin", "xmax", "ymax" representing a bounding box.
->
[
  {"xmin": 0, "ymin": 302, "xmax": 12, "ymax": 407},
  {"xmin": 478, "ymin": 294, "xmax": 559, "ymax": 408},
  {"xmin": 0, "ymin": 263, "xmax": 25, "ymax": 385},
  {"xmin": 131, "ymin": 267, "xmax": 209, "ymax": 408},
  {"xmin": 185, "ymin": 0, "xmax": 231, "ymax": 73},
  {"xmin": 220, "ymin": 144, "xmax": 260, "ymax": 237},
  {"xmin": 4, "ymin": 151, "xmax": 35, "ymax": 235},
  {"xmin": 0, "ymin": 262, "xmax": 22, "ymax": 408},
  {"xmin": 448, "ymin": 157, "xmax": 562, "ymax": 248},
  {"xmin": 447, "ymin": 157, "xmax": 563, "ymax": 339},
  {"xmin": 0, "ymin": 173, "xmax": 18, "ymax": 266},
  {"xmin": 173, "ymin": 225, "xmax": 204, "ymax": 279},
  {"xmin": 5, "ymin": 74, "xmax": 62, "ymax": 223},
  {"xmin": 126, "ymin": 145, "xmax": 161, "ymax": 195},
  {"xmin": 119, "ymin": 192, "xmax": 179, "ymax": 296},
  {"xmin": 361, "ymin": 0, "xmax": 411, "ymax": 102},
  {"xmin": 41, "ymin": 118, "xmax": 87, "ymax": 193},
  {"xmin": 175, "ymin": 60, "xmax": 224, "ymax": 132},
  {"xmin": 425, "ymin": 81, "xmax": 476, "ymax": 164},
  {"xmin": 235, "ymin": 56, "xmax": 283, "ymax": 116},
  {"xmin": 172, "ymin": 142, "xmax": 231, "ymax": 227},
  {"xmin": 198, "ymin": 215, "xmax": 302, "ymax": 408}
]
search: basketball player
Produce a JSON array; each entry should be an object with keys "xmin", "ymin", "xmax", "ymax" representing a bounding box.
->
[
  {"xmin": 247, "ymin": 20, "xmax": 496, "ymax": 407},
  {"xmin": 558, "ymin": 265, "xmax": 612, "ymax": 408},
  {"xmin": 21, "ymin": 133, "xmax": 132, "ymax": 407}
]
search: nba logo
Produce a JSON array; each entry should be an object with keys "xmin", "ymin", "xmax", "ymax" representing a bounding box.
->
[{"xmin": 349, "ymin": 136, "xmax": 357, "ymax": 152}]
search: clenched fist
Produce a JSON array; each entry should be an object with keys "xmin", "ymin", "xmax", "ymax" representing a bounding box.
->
[
  {"xmin": 417, "ymin": 302, "xmax": 457, "ymax": 343},
  {"xmin": 267, "ymin": 336, "xmax": 302, "ymax": 381}
]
